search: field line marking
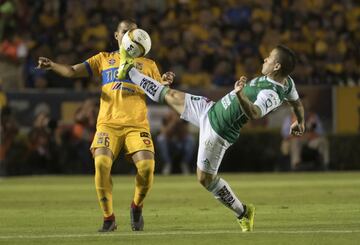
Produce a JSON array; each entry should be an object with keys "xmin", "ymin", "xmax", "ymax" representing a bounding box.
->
[{"xmin": 0, "ymin": 230, "xmax": 360, "ymax": 239}]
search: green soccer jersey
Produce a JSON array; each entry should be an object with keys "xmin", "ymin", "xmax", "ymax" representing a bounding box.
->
[{"xmin": 207, "ymin": 76, "xmax": 299, "ymax": 143}]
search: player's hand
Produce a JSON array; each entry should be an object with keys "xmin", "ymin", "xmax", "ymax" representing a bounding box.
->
[
  {"xmin": 37, "ymin": 57, "xmax": 53, "ymax": 70},
  {"xmin": 162, "ymin": 71, "xmax": 175, "ymax": 86},
  {"xmin": 234, "ymin": 76, "xmax": 247, "ymax": 93},
  {"xmin": 290, "ymin": 121, "xmax": 305, "ymax": 136}
]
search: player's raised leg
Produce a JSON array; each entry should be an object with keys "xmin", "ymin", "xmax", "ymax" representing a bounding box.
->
[
  {"xmin": 117, "ymin": 47, "xmax": 186, "ymax": 114},
  {"xmin": 127, "ymin": 67, "xmax": 186, "ymax": 114}
]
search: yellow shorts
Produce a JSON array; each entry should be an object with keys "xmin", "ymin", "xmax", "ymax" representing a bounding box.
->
[{"xmin": 90, "ymin": 125, "xmax": 154, "ymax": 158}]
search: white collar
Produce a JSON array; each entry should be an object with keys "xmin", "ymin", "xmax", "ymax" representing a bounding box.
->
[{"xmin": 265, "ymin": 76, "xmax": 285, "ymax": 88}]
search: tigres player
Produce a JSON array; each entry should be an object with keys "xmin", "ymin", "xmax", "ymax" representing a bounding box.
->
[{"xmin": 37, "ymin": 20, "xmax": 174, "ymax": 232}]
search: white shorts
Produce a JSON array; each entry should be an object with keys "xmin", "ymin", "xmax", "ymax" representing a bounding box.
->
[{"xmin": 180, "ymin": 94, "xmax": 232, "ymax": 174}]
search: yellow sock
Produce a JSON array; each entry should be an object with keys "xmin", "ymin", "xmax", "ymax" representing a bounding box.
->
[
  {"xmin": 133, "ymin": 159, "xmax": 155, "ymax": 206},
  {"xmin": 94, "ymin": 154, "xmax": 113, "ymax": 218}
]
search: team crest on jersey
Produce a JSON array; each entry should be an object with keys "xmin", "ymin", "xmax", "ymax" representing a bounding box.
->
[
  {"xmin": 135, "ymin": 62, "xmax": 143, "ymax": 71},
  {"xmin": 143, "ymin": 139, "xmax": 151, "ymax": 145},
  {"xmin": 108, "ymin": 58, "xmax": 116, "ymax": 66}
]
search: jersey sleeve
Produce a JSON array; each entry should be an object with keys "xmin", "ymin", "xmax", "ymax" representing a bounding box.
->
[
  {"xmin": 83, "ymin": 53, "xmax": 102, "ymax": 77},
  {"xmin": 150, "ymin": 61, "xmax": 162, "ymax": 82},
  {"xmin": 285, "ymin": 77, "xmax": 299, "ymax": 101},
  {"xmin": 253, "ymin": 89, "xmax": 282, "ymax": 117}
]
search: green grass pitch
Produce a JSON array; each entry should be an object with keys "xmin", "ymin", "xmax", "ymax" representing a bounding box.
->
[{"xmin": 0, "ymin": 172, "xmax": 360, "ymax": 245}]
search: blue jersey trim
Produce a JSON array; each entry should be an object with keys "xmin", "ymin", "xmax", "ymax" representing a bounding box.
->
[
  {"xmin": 101, "ymin": 67, "xmax": 134, "ymax": 86},
  {"xmin": 83, "ymin": 61, "xmax": 93, "ymax": 77}
]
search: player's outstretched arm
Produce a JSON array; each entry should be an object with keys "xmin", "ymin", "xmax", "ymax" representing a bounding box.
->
[
  {"xmin": 235, "ymin": 77, "xmax": 262, "ymax": 120},
  {"xmin": 37, "ymin": 57, "xmax": 88, "ymax": 78},
  {"xmin": 288, "ymin": 99, "xmax": 305, "ymax": 136}
]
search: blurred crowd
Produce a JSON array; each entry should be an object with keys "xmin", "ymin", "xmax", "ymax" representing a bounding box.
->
[
  {"xmin": 0, "ymin": 0, "xmax": 357, "ymax": 174},
  {"xmin": 0, "ymin": 0, "xmax": 360, "ymax": 91},
  {"xmin": 0, "ymin": 98, "xmax": 98, "ymax": 175}
]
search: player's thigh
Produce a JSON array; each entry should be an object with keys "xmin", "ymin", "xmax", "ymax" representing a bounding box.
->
[
  {"xmin": 92, "ymin": 147, "xmax": 113, "ymax": 159},
  {"xmin": 124, "ymin": 129, "xmax": 155, "ymax": 160},
  {"xmin": 196, "ymin": 118, "xmax": 231, "ymax": 175},
  {"xmin": 132, "ymin": 150, "xmax": 154, "ymax": 163},
  {"xmin": 180, "ymin": 94, "xmax": 214, "ymax": 127},
  {"xmin": 165, "ymin": 89, "xmax": 186, "ymax": 115},
  {"xmin": 91, "ymin": 127, "xmax": 124, "ymax": 159}
]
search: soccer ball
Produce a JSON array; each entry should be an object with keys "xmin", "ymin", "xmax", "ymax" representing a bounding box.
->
[{"xmin": 122, "ymin": 28, "xmax": 152, "ymax": 58}]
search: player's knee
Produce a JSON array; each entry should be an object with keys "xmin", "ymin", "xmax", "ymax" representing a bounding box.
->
[
  {"xmin": 166, "ymin": 89, "xmax": 177, "ymax": 99},
  {"xmin": 94, "ymin": 155, "xmax": 113, "ymax": 174},
  {"xmin": 198, "ymin": 179, "xmax": 208, "ymax": 188},
  {"xmin": 197, "ymin": 174, "xmax": 216, "ymax": 189},
  {"xmin": 136, "ymin": 159, "xmax": 155, "ymax": 184},
  {"xmin": 166, "ymin": 89, "xmax": 185, "ymax": 106}
]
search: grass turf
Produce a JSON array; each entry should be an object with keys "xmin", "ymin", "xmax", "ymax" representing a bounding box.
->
[{"xmin": 0, "ymin": 172, "xmax": 360, "ymax": 245}]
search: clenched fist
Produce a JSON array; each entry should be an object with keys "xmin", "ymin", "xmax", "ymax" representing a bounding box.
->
[
  {"xmin": 37, "ymin": 57, "xmax": 53, "ymax": 70},
  {"xmin": 234, "ymin": 76, "xmax": 248, "ymax": 93}
]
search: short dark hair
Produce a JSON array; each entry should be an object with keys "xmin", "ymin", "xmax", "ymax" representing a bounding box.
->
[
  {"xmin": 120, "ymin": 19, "xmax": 137, "ymax": 28},
  {"xmin": 275, "ymin": 44, "xmax": 296, "ymax": 77}
]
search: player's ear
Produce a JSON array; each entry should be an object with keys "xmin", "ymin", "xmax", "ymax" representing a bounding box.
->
[
  {"xmin": 274, "ymin": 63, "xmax": 281, "ymax": 72},
  {"xmin": 114, "ymin": 31, "xmax": 119, "ymax": 40}
]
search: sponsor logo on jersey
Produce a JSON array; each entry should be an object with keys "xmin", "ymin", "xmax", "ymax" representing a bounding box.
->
[
  {"xmin": 140, "ymin": 77, "xmax": 159, "ymax": 96},
  {"xmin": 221, "ymin": 95, "xmax": 231, "ymax": 110},
  {"xmin": 108, "ymin": 58, "xmax": 116, "ymax": 66},
  {"xmin": 143, "ymin": 139, "xmax": 151, "ymax": 145},
  {"xmin": 202, "ymin": 158, "xmax": 210, "ymax": 167},
  {"xmin": 191, "ymin": 96, "xmax": 201, "ymax": 101},
  {"xmin": 112, "ymin": 82, "xmax": 122, "ymax": 90},
  {"xmin": 140, "ymin": 132, "xmax": 150, "ymax": 138},
  {"xmin": 191, "ymin": 96, "xmax": 211, "ymax": 103},
  {"xmin": 111, "ymin": 82, "xmax": 135, "ymax": 92}
]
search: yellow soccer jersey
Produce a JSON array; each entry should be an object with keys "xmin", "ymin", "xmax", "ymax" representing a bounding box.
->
[{"xmin": 84, "ymin": 51, "xmax": 162, "ymax": 130}]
